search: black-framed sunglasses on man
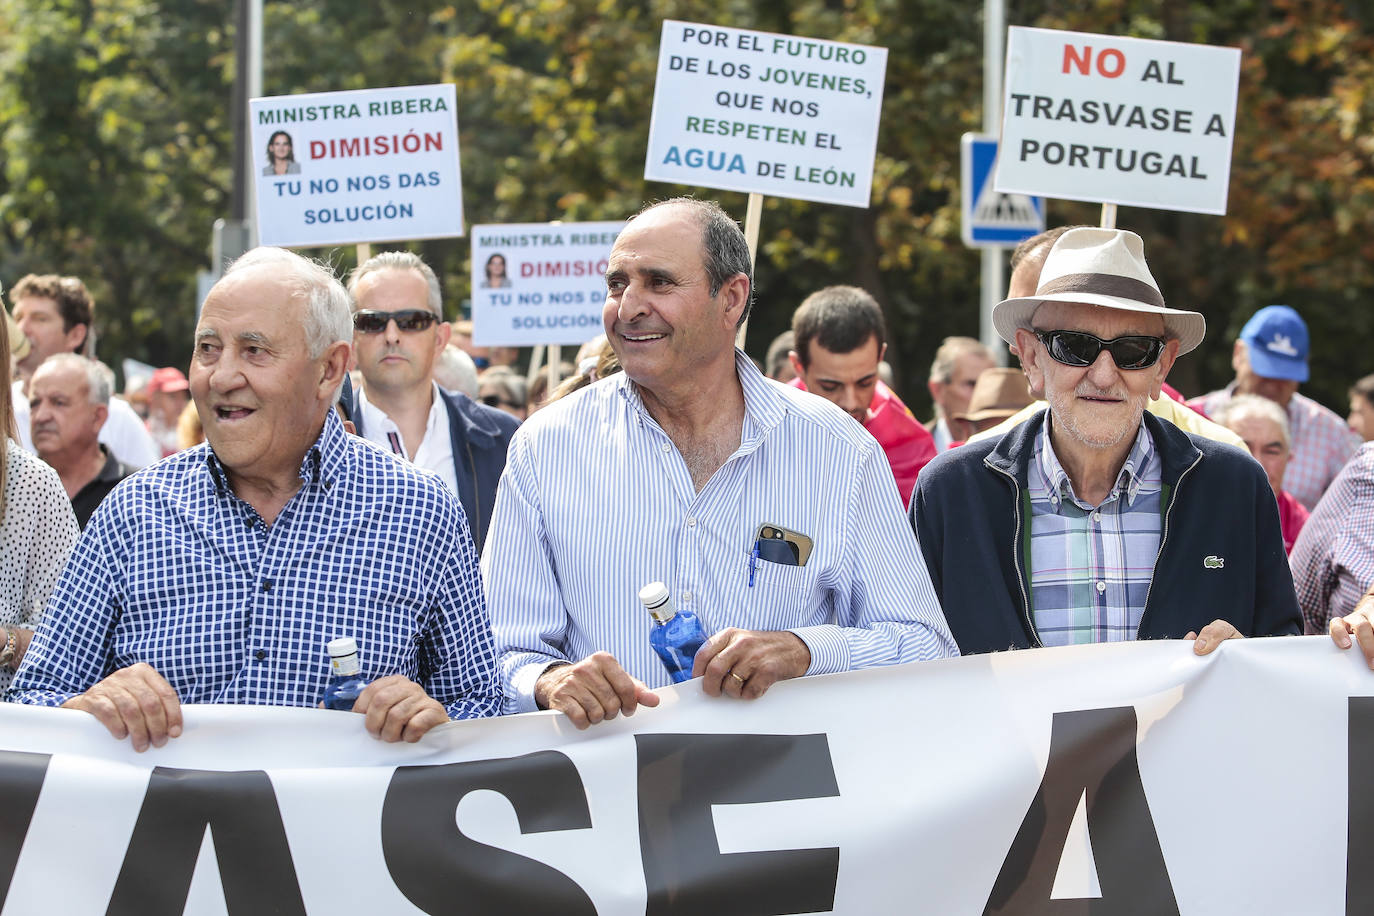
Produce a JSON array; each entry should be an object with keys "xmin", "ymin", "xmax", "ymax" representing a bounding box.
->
[
  {"xmin": 1033, "ymin": 329, "xmax": 1166, "ymax": 370},
  {"xmin": 353, "ymin": 309, "xmax": 439, "ymax": 334}
]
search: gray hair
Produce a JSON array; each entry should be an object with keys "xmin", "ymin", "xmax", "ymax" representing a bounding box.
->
[
  {"xmin": 221, "ymin": 247, "xmax": 352, "ymax": 360},
  {"xmin": 433, "ymin": 345, "xmax": 479, "ymax": 399},
  {"xmin": 1214, "ymin": 393, "xmax": 1292, "ymax": 451},
  {"xmin": 347, "ymin": 250, "xmax": 442, "ymax": 318},
  {"xmin": 633, "ymin": 198, "xmax": 754, "ymax": 326},
  {"xmin": 928, "ymin": 336, "xmax": 991, "ymax": 384},
  {"xmin": 34, "ymin": 353, "xmax": 111, "ymax": 405}
]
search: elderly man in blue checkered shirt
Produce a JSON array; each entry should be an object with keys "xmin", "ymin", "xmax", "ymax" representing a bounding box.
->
[{"xmin": 10, "ymin": 247, "xmax": 501, "ymax": 750}]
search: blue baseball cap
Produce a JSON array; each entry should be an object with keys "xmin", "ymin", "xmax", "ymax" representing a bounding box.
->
[{"xmin": 1239, "ymin": 305, "xmax": 1309, "ymax": 383}]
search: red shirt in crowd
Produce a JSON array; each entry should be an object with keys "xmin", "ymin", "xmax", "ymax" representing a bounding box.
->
[{"xmin": 1277, "ymin": 488, "xmax": 1310, "ymax": 555}]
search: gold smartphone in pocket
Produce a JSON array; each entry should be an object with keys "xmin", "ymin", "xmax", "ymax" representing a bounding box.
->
[{"xmin": 755, "ymin": 524, "xmax": 814, "ymax": 567}]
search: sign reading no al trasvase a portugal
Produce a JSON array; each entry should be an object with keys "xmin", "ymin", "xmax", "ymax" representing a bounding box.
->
[
  {"xmin": 644, "ymin": 21, "xmax": 888, "ymax": 208},
  {"xmin": 250, "ymin": 83, "xmax": 464, "ymax": 248},
  {"xmin": 995, "ymin": 27, "xmax": 1240, "ymax": 215}
]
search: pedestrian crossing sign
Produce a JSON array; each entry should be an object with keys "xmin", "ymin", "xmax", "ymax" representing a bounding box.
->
[{"xmin": 961, "ymin": 133, "xmax": 1045, "ymax": 248}]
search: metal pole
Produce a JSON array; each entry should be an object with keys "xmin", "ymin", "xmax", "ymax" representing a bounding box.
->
[
  {"xmin": 980, "ymin": 0, "xmax": 1007, "ymax": 364},
  {"xmin": 245, "ymin": 0, "xmax": 263, "ymax": 247}
]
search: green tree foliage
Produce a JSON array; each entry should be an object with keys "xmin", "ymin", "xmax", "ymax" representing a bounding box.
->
[
  {"xmin": 0, "ymin": 0, "xmax": 234, "ymax": 374},
  {"xmin": 1, "ymin": 0, "xmax": 1371, "ymax": 415}
]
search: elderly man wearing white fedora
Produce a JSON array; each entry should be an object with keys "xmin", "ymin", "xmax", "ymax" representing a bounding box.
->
[{"xmin": 910, "ymin": 227, "xmax": 1304, "ymax": 656}]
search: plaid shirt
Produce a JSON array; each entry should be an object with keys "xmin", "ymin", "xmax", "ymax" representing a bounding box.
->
[
  {"xmin": 1290, "ymin": 442, "xmax": 1374, "ymax": 633},
  {"xmin": 1027, "ymin": 419, "xmax": 1163, "ymax": 646},
  {"xmin": 1190, "ymin": 384, "xmax": 1359, "ymax": 511},
  {"xmin": 9, "ymin": 409, "xmax": 501, "ymax": 719}
]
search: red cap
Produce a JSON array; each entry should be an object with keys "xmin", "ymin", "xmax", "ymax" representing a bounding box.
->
[{"xmin": 147, "ymin": 367, "xmax": 189, "ymax": 394}]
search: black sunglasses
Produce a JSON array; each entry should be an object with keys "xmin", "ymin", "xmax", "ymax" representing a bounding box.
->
[
  {"xmin": 1034, "ymin": 329, "xmax": 1166, "ymax": 370},
  {"xmin": 353, "ymin": 309, "xmax": 439, "ymax": 334},
  {"xmin": 481, "ymin": 395, "xmax": 518, "ymax": 409}
]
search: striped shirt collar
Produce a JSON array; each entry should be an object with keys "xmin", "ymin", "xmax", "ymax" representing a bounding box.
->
[
  {"xmin": 614, "ymin": 348, "xmax": 789, "ymax": 448},
  {"xmin": 1038, "ymin": 414, "xmax": 1155, "ymax": 510},
  {"xmin": 204, "ymin": 407, "xmax": 349, "ymax": 498}
]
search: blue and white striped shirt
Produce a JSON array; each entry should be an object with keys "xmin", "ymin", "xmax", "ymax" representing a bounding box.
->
[
  {"xmin": 10, "ymin": 409, "xmax": 502, "ymax": 719},
  {"xmin": 483, "ymin": 351, "xmax": 957, "ymax": 713}
]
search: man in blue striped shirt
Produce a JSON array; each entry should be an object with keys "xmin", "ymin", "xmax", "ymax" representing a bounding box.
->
[
  {"xmin": 10, "ymin": 248, "xmax": 501, "ymax": 749},
  {"xmin": 483, "ymin": 198, "xmax": 956, "ymax": 728}
]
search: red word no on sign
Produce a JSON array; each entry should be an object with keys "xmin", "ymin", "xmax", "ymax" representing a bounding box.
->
[{"xmin": 1062, "ymin": 44, "xmax": 1125, "ymax": 78}]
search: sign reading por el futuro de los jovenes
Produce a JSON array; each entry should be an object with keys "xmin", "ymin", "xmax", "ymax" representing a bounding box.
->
[
  {"xmin": 250, "ymin": 83, "xmax": 464, "ymax": 248},
  {"xmin": 645, "ymin": 21, "xmax": 888, "ymax": 208},
  {"xmin": 995, "ymin": 27, "xmax": 1241, "ymax": 215}
]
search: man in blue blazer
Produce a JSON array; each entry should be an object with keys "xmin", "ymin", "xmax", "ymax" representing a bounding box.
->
[{"xmin": 345, "ymin": 251, "xmax": 518, "ymax": 552}]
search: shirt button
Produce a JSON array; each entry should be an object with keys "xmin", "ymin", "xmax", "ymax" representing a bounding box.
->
[
  {"xmin": 661, "ymin": 443, "xmax": 671, "ymax": 453},
  {"xmin": 261, "ymin": 580, "xmax": 273, "ymax": 592},
  {"xmin": 1092, "ymin": 511, "xmax": 1102, "ymax": 522},
  {"xmin": 682, "ymin": 590, "xmax": 693, "ymax": 602},
  {"xmin": 1096, "ymin": 580, "xmax": 1107, "ymax": 593},
  {"xmin": 254, "ymin": 649, "xmax": 267, "ymax": 661},
  {"xmin": 244, "ymin": 518, "xmax": 254, "ymax": 529},
  {"xmin": 687, "ymin": 517, "xmax": 696, "ymax": 528}
]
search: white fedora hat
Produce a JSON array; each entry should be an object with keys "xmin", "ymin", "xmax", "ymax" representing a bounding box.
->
[{"xmin": 992, "ymin": 228, "xmax": 1206, "ymax": 356}]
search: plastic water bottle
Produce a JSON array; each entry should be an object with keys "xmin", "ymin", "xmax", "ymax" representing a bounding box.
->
[
  {"xmin": 323, "ymin": 637, "xmax": 367, "ymax": 711},
  {"xmin": 640, "ymin": 582, "xmax": 706, "ymax": 683}
]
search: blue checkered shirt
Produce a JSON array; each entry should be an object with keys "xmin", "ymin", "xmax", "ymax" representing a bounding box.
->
[
  {"xmin": 1027, "ymin": 419, "xmax": 1163, "ymax": 646},
  {"xmin": 9, "ymin": 409, "xmax": 501, "ymax": 719}
]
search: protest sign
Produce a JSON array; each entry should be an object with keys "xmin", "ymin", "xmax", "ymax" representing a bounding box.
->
[
  {"xmin": 469, "ymin": 222, "xmax": 623, "ymax": 347},
  {"xmin": 250, "ymin": 84, "xmax": 463, "ymax": 248},
  {"xmin": 644, "ymin": 21, "xmax": 888, "ymax": 208},
  {"xmin": 995, "ymin": 27, "xmax": 1241, "ymax": 215},
  {"xmin": 1, "ymin": 638, "xmax": 1370, "ymax": 913}
]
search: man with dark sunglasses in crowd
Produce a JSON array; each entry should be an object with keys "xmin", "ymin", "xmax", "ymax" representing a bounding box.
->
[
  {"xmin": 910, "ymin": 227, "xmax": 1302, "ymax": 655},
  {"xmin": 347, "ymin": 252, "xmax": 518, "ymax": 552}
]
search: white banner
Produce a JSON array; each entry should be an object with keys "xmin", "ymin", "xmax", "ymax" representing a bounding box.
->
[
  {"xmin": 644, "ymin": 21, "xmax": 888, "ymax": 208},
  {"xmin": 2, "ymin": 638, "xmax": 1371, "ymax": 914},
  {"xmin": 995, "ymin": 27, "xmax": 1241, "ymax": 215},
  {"xmin": 470, "ymin": 222, "xmax": 624, "ymax": 347},
  {"xmin": 250, "ymin": 84, "xmax": 464, "ymax": 247}
]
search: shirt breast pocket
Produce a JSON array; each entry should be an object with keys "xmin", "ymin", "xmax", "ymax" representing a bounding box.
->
[{"xmin": 741, "ymin": 553, "xmax": 819, "ymax": 632}]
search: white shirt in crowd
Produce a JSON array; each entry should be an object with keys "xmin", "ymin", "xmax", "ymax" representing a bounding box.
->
[{"xmin": 355, "ymin": 382, "xmax": 459, "ymax": 498}]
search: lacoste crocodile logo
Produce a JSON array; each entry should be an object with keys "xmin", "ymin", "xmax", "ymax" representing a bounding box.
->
[{"xmin": 1203, "ymin": 555, "xmax": 1225, "ymax": 569}]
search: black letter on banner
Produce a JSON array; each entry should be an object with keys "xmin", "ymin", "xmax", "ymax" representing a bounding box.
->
[
  {"xmin": 637, "ymin": 733, "xmax": 840, "ymax": 915},
  {"xmin": 984, "ymin": 707, "xmax": 1178, "ymax": 915},
  {"xmin": 108, "ymin": 767, "xmax": 305, "ymax": 916},
  {"xmin": 381, "ymin": 751, "xmax": 595, "ymax": 913},
  {"xmin": 0, "ymin": 751, "xmax": 50, "ymax": 907},
  {"xmin": 1348, "ymin": 697, "xmax": 1374, "ymax": 908}
]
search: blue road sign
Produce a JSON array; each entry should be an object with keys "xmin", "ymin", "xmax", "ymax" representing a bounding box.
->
[{"xmin": 961, "ymin": 134, "xmax": 1046, "ymax": 248}]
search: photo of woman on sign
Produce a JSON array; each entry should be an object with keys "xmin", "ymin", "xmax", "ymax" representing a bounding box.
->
[
  {"xmin": 262, "ymin": 130, "xmax": 301, "ymax": 176},
  {"xmin": 481, "ymin": 253, "xmax": 511, "ymax": 289}
]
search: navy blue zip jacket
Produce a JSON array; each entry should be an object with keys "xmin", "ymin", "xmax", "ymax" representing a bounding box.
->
[
  {"xmin": 347, "ymin": 383, "xmax": 518, "ymax": 554},
  {"xmin": 910, "ymin": 409, "xmax": 1300, "ymax": 655}
]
